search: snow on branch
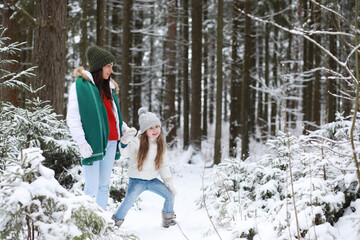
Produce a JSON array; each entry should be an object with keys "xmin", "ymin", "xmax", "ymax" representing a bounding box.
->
[{"xmin": 235, "ymin": 6, "xmax": 359, "ymax": 85}]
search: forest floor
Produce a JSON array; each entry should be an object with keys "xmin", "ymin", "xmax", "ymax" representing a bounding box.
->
[{"xmin": 109, "ymin": 155, "xmax": 232, "ymax": 240}]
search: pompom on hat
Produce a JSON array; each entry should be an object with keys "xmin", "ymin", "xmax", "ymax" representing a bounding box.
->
[
  {"xmin": 138, "ymin": 107, "xmax": 161, "ymax": 134},
  {"xmin": 86, "ymin": 45, "xmax": 116, "ymax": 72}
]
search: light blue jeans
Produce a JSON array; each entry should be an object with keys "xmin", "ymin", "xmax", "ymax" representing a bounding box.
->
[
  {"xmin": 82, "ymin": 140, "xmax": 117, "ymax": 210},
  {"xmin": 115, "ymin": 177, "xmax": 175, "ymax": 220}
]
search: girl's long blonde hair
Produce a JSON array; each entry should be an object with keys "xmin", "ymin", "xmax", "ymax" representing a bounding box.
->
[{"xmin": 137, "ymin": 132, "xmax": 165, "ymax": 171}]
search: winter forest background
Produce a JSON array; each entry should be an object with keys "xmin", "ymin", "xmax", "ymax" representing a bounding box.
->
[{"xmin": 1, "ymin": 0, "xmax": 360, "ymax": 239}]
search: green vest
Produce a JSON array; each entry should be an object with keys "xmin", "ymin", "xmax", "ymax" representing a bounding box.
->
[{"xmin": 75, "ymin": 77, "xmax": 123, "ymax": 165}]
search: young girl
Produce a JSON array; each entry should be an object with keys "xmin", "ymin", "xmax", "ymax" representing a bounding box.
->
[
  {"xmin": 112, "ymin": 107, "xmax": 177, "ymax": 228},
  {"xmin": 67, "ymin": 45, "xmax": 135, "ymax": 210}
]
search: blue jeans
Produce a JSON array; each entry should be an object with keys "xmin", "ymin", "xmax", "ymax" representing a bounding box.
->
[
  {"xmin": 115, "ymin": 177, "xmax": 175, "ymax": 220},
  {"xmin": 82, "ymin": 140, "xmax": 117, "ymax": 210}
]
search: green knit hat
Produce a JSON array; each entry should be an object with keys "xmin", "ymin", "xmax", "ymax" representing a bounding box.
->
[{"xmin": 86, "ymin": 46, "xmax": 116, "ymax": 72}]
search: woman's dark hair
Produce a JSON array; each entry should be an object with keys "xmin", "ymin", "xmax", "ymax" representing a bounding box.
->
[{"xmin": 91, "ymin": 69, "xmax": 112, "ymax": 100}]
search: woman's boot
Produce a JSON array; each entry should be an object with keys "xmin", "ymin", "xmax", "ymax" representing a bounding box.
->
[{"xmin": 112, "ymin": 215, "xmax": 124, "ymax": 227}]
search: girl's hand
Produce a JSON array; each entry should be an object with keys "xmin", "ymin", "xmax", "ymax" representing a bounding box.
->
[{"xmin": 164, "ymin": 180, "xmax": 177, "ymax": 195}]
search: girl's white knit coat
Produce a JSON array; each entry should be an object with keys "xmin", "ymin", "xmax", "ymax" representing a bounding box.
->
[{"xmin": 123, "ymin": 136, "xmax": 173, "ymax": 182}]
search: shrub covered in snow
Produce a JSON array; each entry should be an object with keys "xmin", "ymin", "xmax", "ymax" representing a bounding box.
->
[
  {"xmin": 0, "ymin": 148, "xmax": 137, "ymax": 240},
  {"xmin": 0, "ymin": 27, "xmax": 79, "ymax": 189},
  {"xmin": 110, "ymin": 156, "xmax": 130, "ymax": 203},
  {"xmin": 200, "ymin": 116, "xmax": 360, "ymax": 239},
  {"xmin": 0, "ymin": 98, "xmax": 80, "ymax": 188}
]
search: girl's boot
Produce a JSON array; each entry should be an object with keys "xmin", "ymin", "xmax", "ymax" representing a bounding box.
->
[{"xmin": 162, "ymin": 210, "xmax": 176, "ymax": 228}]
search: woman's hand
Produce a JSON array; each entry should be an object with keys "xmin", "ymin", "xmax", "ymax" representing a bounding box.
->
[
  {"xmin": 120, "ymin": 127, "xmax": 138, "ymax": 144},
  {"xmin": 79, "ymin": 142, "xmax": 93, "ymax": 158}
]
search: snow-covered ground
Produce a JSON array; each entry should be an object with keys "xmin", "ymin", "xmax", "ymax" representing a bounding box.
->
[
  {"xmin": 2, "ymin": 112, "xmax": 360, "ymax": 239},
  {"xmin": 103, "ymin": 135, "xmax": 360, "ymax": 240},
  {"xmin": 111, "ymin": 157, "xmax": 360, "ymax": 240},
  {"xmin": 108, "ymin": 154, "xmax": 233, "ymax": 240}
]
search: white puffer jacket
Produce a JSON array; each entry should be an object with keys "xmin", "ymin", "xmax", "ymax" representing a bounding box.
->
[{"xmin": 123, "ymin": 136, "xmax": 173, "ymax": 182}]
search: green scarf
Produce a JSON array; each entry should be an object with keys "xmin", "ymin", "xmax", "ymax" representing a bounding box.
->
[{"xmin": 75, "ymin": 77, "xmax": 122, "ymax": 165}]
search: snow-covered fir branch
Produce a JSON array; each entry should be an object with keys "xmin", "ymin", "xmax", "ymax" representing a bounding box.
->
[{"xmin": 199, "ymin": 116, "xmax": 360, "ymax": 239}]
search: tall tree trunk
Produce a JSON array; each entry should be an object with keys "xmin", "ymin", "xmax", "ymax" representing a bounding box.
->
[
  {"xmin": 96, "ymin": 0, "xmax": 105, "ymax": 48},
  {"xmin": 202, "ymin": 0, "xmax": 209, "ymax": 139},
  {"xmin": 271, "ymin": 28, "xmax": 278, "ymax": 136},
  {"xmin": 33, "ymin": 0, "xmax": 66, "ymax": 115},
  {"xmin": 214, "ymin": 0, "xmax": 223, "ymax": 164},
  {"xmin": 176, "ymin": 0, "xmax": 181, "ymax": 130},
  {"xmin": 1, "ymin": 0, "xmax": 25, "ymax": 106},
  {"xmin": 24, "ymin": 24, "xmax": 34, "ymax": 103},
  {"xmin": 256, "ymin": 25, "xmax": 263, "ymax": 139},
  {"xmin": 190, "ymin": 0, "xmax": 202, "ymax": 151},
  {"xmin": 160, "ymin": 39, "xmax": 167, "ymax": 119},
  {"xmin": 249, "ymin": 16, "xmax": 256, "ymax": 138},
  {"xmin": 287, "ymin": 30, "xmax": 297, "ymax": 129},
  {"xmin": 111, "ymin": 0, "xmax": 121, "ymax": 75},
  {"xmin": 264, "ymin": 23, "xmax": 270, "ymax": 138},
  {"xmin": 302, "ymin": 0, "xmax": 313, "ymax": 133},
  {"xmin": 79, "ymin": 0, "xmax": 88, "ymax": 65},
  {"xmin": 165, "ymin": 0, "xmax": 177, "ymax": 145},
  {"xmin": 229, "ymin": 0, "xmax": 241, "ymax": 157},
  {"xmin": 183, "ymin": 0, "xmax": 190, "ymax": 149},
  {"xmin": 80, "ymin": 0, "xmax": 89, "ymax": 66},
  {"xmin": 132, "ymin": 9, "xmax": 143, "ymax": 130},
  {"xmin": 241, "ymin": 0, "xmax": 251, "ymax": 160},
  {"xmin": 223, "ymin": 80, "xmax": 228, "ymax": 122},
  {"xmin": 148, "ymin": 5, "xmax": 155, "ymax": 112},
  {"xmin": 312, "ymin": 2, "xmax": 321, "ymax": 126},
  {"xmin": 327, "ymin": 27, "xmax": 336, "ymax": 123},
  {"xmin": 209, "ymin": 40, "xmax": 215, "ymax": 125},
  {"xmin": 121, "ymin": 0, "xmax": 133, "ymax": 124}
]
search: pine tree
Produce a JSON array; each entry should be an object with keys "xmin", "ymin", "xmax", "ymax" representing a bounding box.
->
[
  {"xmin": 190, "ymin": 0, "xmax": 203, "ymax": 151},
  {"xmin": 32, "ymin": 0, "xmax": 67, "ymax": 115},
  {"xmin": 214, "ymin": 0, "xmax": 224, "ymax": 165}
]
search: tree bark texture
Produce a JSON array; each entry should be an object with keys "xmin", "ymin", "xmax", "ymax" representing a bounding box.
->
[
  {"xmin": 264, "ymin": 23, "xmax": 270, "ymax": 137},
  {"xmin": 190, "ymin": 0, "xmax": 202, "ymax": 151},
  {"xmin": 1, "ymin": 0, "xmax": 25, "ymax": 107},
  {"xmin": 165, "ymin": 0, "xmax": 177, "ymax": 145},
  {"xmin": 80, "ymin": 0, "xmax": 89, "ymax": 66},
  {"xmin": 121, "ymin": 0, "xmax": 133, "ymax": 124},
  {"xmin": 132, "ymin": 9, "xmax": 144, "ymax": 128},
  {"xmin": 209, "ymin": 41, "xmax": 216, "ymax": 125},
  {"xmin": 302, "ymin": 0, "xmax": 313, "ymax": 133},
  {"xmin": 229, "ymin": 0, "xmax": 241, "ymax": 158},
  {"xmin": 327, "ymin": 30, "xmax": 337, "ymax": 123},
  {"xmin": 202, "ymin": 0, "xmax": 209, "ymax": 138},
  {"xmin": 214, "ymin": 0, "xmax": 223, "ymax": 164},
  {"xmin": 96, "ymin": 0, "xmax": 106, "ymax": 48},
  {"xmin": 271, "ymin": 33, "xmax": 278, "ymax": 135},
  {"xmin": 32, "ymin": 0, "xmax": 67, "ymax": 115},
  {"xmin": 241, "ymin": 0, "xmax": 251, "ymax": 160},
  {"xmin": 182, "ymin": 0, "xmax": 190, "ymax": 150},
  {"xmin": 312, "ymin": 2, "xmax": 321, "ymax": 126},
  {"xmin": 132, "ymin": 9, "xmax": 143, "ymax": 130}
]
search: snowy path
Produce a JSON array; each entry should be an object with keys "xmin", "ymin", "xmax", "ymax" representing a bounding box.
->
[{"xmin": 115, "ymin": 161, "xmax": 232, "ymax": 240}]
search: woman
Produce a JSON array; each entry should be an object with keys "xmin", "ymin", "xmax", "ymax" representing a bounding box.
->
[{"xmin": 66, "ymin": 45, "xmax": 136, "ymax": 210}]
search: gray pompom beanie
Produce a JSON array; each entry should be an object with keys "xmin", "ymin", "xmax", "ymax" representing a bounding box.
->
[{"xmin": 138, "ymin": 107, "xmax": 161, "ymax": 134}]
